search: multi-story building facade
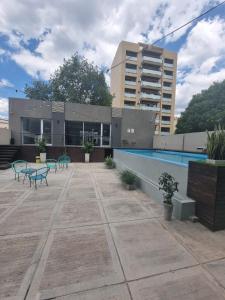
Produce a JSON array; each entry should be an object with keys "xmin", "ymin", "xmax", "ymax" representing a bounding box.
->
[{"xmin": 110, "ymin": 41, "xmax": 177, "ymax": 135}]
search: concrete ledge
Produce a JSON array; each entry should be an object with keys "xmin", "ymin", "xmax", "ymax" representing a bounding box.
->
[{"xmin": 114, "ymin": 149, "xmax": 195, "ymax": 220}]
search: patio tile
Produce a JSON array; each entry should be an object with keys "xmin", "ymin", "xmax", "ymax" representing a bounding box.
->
[
  {"xmin": 54, "ymin": 199, "xmax": 106, "ymax": 228},
  {"xmin": 163, "ymin": 220, "xmax": 225, "ymax": 262},
  {"xmin": 0, "ymin": 190, "xmax": 26, "ymax": 205},
  {"xmin": 129, "ymin": 266, "xmax": 225, "ymax": 300},
  {"xmin": 65, "ymin": 187, "xmax": 97, "ymax": 201},
  {"xmin": 38, "ymin": 225, "xmax": 124, "ymax": 299},
  {"xmin": 110, "ymin": 219, "xmax": 197, "ymax": 280},
  {"xmin": 205, "ymin": 258, "xmax": 225, "ymax": 288},
  {"xmin": 25, "ymin": 188, "xmax": 61, "ymax": 202},
  {"xmin": 0, "ymin": 233, "xmax": 41, "ymax": 299},
  {"xmin": 55, "ymin": 284, "xmax": 131, "ymax": 300},
  {"xmin": 0, "ymin": 203, "xmax": 54, "ymax": 235},
  {"xmin": 103, "ymin": 198, "xmax": 154, "ymax": 222}
]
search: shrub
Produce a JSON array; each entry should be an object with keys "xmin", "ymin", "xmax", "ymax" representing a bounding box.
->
[
  {"xmin": 120, "ymin": 170, "xmax": 138, "ymax": 186},
  {"xmin": 38, "ymin": 138, "xmax": 46, "ymax": 153},
  {"xmin": 104, "ymin": 156, "xmax": 116, "ymax": 168},
  {"xmin": 82, "ymin": 142, "xmax": 94, "ymax": 153},
  {"xmin": 158, "ymin": 172, "xmax": 179, "ymax": 205},
  {"xmin": 207, "ymin": 125, "xmax": 225, "ymax": 160}
]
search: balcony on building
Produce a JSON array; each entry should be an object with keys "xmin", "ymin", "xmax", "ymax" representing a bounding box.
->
[
  {"xmin": 140, "ymin": 88, "xmax": 161, "ymax": 101},
  {"xmin": 125, "ymin": 63, "xmax": 137, "ymax": 74},
  {"xmin": 164, "ymin": 58, "xmax": 174, "ymax": 68},
  {"xmin": 124, "ymin": 88, "xmax": 136, "ymax": 99},
  {"xmin": 142, "ymin": 50, "xmax": 162, "ymax": 64},
  {"xmin": 124, "ymin": 101, "xmax": 137, "ymax": 109},
  {"xmin": 141, "ymin": 76, "xmax": 161, "ymax": 89},
  {"xmin": 162, "ymin": 93, "xmax": 172, "ymax": 103},
  {"xmin": 163, "ymin": 81, "xmax": 172, "ymax": 91},
  {"xmin": 141, "ymin": 63, "xmax": 161, "ymax": 76},
  {"xmin": 126, "ymin": 50, "xmax": 138, "ymax": 62},
  {"xmin": 125, "ymin": 75, "xmax": 137, "ymax": 86},
  {"xmin": 139, "ymin": 100, "xmax": 160, "ymax": 112},
  {"xmin": 161, "ymin": 116, "xmax": 171, "ymax": 125},
  {"xmin": 161, "ymin": 125, "xmax": 171, "ymax": 135},
  {"xmin": 164, "ymin": 70, "xmax": 173, "ymax": 80},
  {"xmin": 162, "ymin": 104, "xmax": 171, "ymax": 114}
]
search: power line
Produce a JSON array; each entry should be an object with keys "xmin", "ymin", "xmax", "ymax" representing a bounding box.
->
[{"xmin": 108, "ymin": 0, "xmax": 225, "ymax": 72}]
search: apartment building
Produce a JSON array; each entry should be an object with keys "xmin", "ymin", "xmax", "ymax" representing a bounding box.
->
[{"xmin": 110, "ymin": 41, "xmax": 177, "ymax": 135}]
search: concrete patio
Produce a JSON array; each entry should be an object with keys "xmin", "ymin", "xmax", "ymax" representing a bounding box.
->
[{"xmin": 1, "ymin": 163, "xmax": 225, "ymax": 299}]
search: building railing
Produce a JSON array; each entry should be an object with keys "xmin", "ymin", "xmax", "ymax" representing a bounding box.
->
[
  {"xmin": 142, "ymin": 56, "xmax": 162, "ymax": 64},
  {"xmin": 125, "ymin": 80, "xmax": 136, "ymax": 86},
  {"xmin": 125, "ymin": 68, "xmax": 137, "ymax": 74},
  {"xmin": 164, "ymin": 62, "xmax": 174, "ymax": 68},
  {"xmin": 139, "ymin": 105, "xmax": 160, "ymax": 111},
  {"xmin": 141, "ymin": 81, "xmax": 161, "ymax": 88},
  {"xmin": 126, "ymin": 55, "xmax": 137, "ymax": 61},
  {"xmin": 163, "ymin": 86, "xmax": 172, "ymax": 91},
  {"xmin": 124, "ymin": 92, "xmax": 136, "ymax": 98},
  {"xmin": 164, "ymin": 74, "xmax": 173, "ymax": 80},
  {"xmin": 162, "ymin": 98, "xmax": 172, "ymax": 103},
  {"xmin": 162, "ymin": 109, "xmax": 171, "ymax": 114},
  {"xmin": 140, "ymin": 92, "xmax": 161, "ymax": 100},
  {"xmin": 161, "ymin": 132, "xmax": 170, "ymax": 136},
  {"xmin": 161, "ymin": 120, "xmax": 171, "ymax": 125},
  {"xmin": 142, "ymin": 68, "xmax": 162, "ymax": 76}
]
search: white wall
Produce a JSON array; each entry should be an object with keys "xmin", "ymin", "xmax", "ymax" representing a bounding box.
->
[
  {"xmin": 153, "ymin": 131, "xmax": 209, "ymax": 152},
  {"xmin": 0, "ymin": 128, "xmax": 10, "ymax": 145}
]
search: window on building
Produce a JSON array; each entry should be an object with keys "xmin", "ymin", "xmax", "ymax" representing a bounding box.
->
[
  {"xmin": 22, "ymin": 118, "xmax": 52, "ymax": 145},
  {"xmin": 102, "ymin": 123, "xmax": 111, "ymax": 146},
  {"xmin": 84, "ymin": 122, "xmax": 101, "ymax": 146},
  {"xmin": 125, "ymin": 88, "xmax": 136, "ymax": 94},
  {"xmin": 65, "ymin": 121, "xmax": 83, "ymax": 146},
  {"xmin": 126, "ymin": 50, "xmax": 137, "ymax": 57},
  {"xmin": 163, "ymin": 93, "xmax": 172, "ymax": 99},
  {"xmin": 164, "ymin": 58, "xmax": 174, "ymax": 64},
  {"xmin": 125, "ymin": 63, "xmax": 137, "ymax": 70},
  {"xmin": 164, "ymin": 70, "xmax": 173, "ymax": 76},
  {"xmin": 161, "ymin": 127, "xmax": 170, "ymax": 132}
]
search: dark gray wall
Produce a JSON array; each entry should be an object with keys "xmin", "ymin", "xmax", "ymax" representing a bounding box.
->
[
  {"xmin": 111, "ymin": 117, "xmax": 122, "ymax": 148},
  {"xmin": 120, "ymin": 108, "xmax": 155, "ymax": 149},
  {"xmin": 52, "ymin": 112, "xmax": 65, "ymax": 146}
]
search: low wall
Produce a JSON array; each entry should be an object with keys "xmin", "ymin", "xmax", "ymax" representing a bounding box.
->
[
  {"xmin": 0, "ymin": 128, "xmax": 10, "ymax": 145},
  {"xmin": 153, "ymin": 131, "xmax": 208, "ymax": 153},
  {"xmin": 17, "ymin": 146, "xmax": 113, "ymax": 162},
  {"xmin": 114, "ymin": 149, "xmax": 195, "ymax": 220}
]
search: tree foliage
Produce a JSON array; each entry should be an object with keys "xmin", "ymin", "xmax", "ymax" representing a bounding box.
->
[
  {"xmin": 176, "ymin": 80, "xmax": 225, "ymax": 133},
  {"xmin": 24, "ymin": 53, "xmax": 112, "ymax": 106}
]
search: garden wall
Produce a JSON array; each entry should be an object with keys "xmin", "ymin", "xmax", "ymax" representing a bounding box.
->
[{"xmin": 153, "ymin": 131, "xmax": 209, "ymax": 153}]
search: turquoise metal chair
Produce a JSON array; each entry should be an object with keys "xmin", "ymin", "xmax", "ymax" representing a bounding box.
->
[
  {"xmin": 29, "ymin": 167, "xmax": 49, "ymax": 189},
  {"xmin": 58, "ymin": 155, "xmax": 71, "ymax": 169},
  {"xmin": 11, "ymin": 160, "xmax": 28, "ymax": 181},
  {"xmin": 46, "ymin": 159, "xmax": 57, "ymax": 173}
]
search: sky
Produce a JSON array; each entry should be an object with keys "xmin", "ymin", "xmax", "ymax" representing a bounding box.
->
[{"xmin": 0, "ymin": 0, "xmax": 225, "ymax": 119}]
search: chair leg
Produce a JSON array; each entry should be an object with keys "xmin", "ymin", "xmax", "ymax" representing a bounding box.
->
[
  {"xmin": 14, "ymin": 173, "xmax": 16, "ymax": 180},
  {"xmin": 17, "ymin": 174, "xmax": 20, "ymax": 182},
  {"xmin": 35, "ymin": 179, "xmax": 37, "ymax": 189},
  {"xmin": 29, "ymin": 179, "xmax": 31, "ymax": 188},
  {"xmin": 23, "ymin": 174, "xmax": 26, "ymax": 184},
  {"xmin": 45, "ymin": 178, "xmax": 48, "ymax": 186}
]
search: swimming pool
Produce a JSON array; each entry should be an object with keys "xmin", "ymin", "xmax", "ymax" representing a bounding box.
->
[{"xmin": 118, "ymin": 149, "xmax": 207, "ymax": 167}]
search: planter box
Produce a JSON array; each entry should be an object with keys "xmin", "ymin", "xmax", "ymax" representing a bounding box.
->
[
  {"xmin": 187, "ymin": 161, "xmax": 225, "ymax": 231},
  {"xmin": 123, "ymin": 183, "xmax": 136, "ymax": 190}
]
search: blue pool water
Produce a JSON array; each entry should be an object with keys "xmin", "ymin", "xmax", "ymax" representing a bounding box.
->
[{"xmin": 119, "ymin": 149, "xmax": 207, "ymax": 167}]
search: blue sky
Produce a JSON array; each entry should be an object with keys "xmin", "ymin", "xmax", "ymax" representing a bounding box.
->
[{"xmin": 0, "ymin": 0, "xmax": 225, "ymax": 119}]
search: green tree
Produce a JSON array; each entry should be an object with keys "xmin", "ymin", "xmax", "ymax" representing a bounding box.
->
[
  {"xmin": 24, "ymin": 80, "xmax": 51, "ymax": 101},
  {"xmin": 176, "ymin": 80, "xmax": 225, "ymax": 133},
  {"xmin": 24, "ymin": 53, "xmax": 112, "ymax": 106}
]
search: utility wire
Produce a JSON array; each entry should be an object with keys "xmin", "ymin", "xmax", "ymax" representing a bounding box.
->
[{"xmin": 108, "ymin": 0, "xmax": 225, "ymax": 72}]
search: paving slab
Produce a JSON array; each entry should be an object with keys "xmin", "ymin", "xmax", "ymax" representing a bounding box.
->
[
  {"xmin": 36, "ymin": 225, "xmax": 124, "ymax": 299},
  {"xmin": 164, "ymin": 220, "xmax": 225, "ymax": 262},
  {"xmin": 0, "ymin": 233, "xmax": 41, "ymax": 299},
  {"xmin": 0, "ymin": 203, "xmax": 54, "ymax": 235},
  {"xmin": 103, "ymin": 197, "xmax": 154, "ymax": 222},
  {"xmin": 205, "ymin": 258, "xmax": 225, "ymax": 288},
  {"xmin": 25, "ymin": 188, "xmax": 61, "ymax": 203},
  {"xmin": 54, "ymin": 199, "xmax": 106, "ymax": 228},
  {"xmin": 65, "ymin": 187, "xmax": 97, "ymax": 201},
  {"xmin": 129, "ymin": 266, "xmax": 225, "ymax": 300},
  {"xmin": 0, "ymin": 190, "xmax": 26, "ymax": 205},
  {"xmin": 110, "ymin": 219, "xmax": 197, "ymax": 280},
  {"xmin": 55, "ymin": 284, "xmax": 131, "ymax": 300}
]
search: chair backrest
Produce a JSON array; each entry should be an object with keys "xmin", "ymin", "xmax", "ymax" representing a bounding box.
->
[
  {"xmin": 35, "ymin": 167, "xmax": 49, "ymax": 177},
  {"xmin": 11, "ymin": 160, "xmax": 27, "ymax": 172},
  {"xmin": 58, "ymin": 155, "xmax": 71, "ymax": 163},
  {"xmin": 46, "ymin": 159, "xmax": 57, "ymax": 165}
]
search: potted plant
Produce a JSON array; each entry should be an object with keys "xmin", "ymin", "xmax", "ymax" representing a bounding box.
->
[
  {"xmin": 206, "ymin": 125, "xmax": 225, "ymax": 165},
  {"xmin": 82, "ymin": 142, "xmax": 93, "ymax": 163},
  {"xmin": 120, "ymin": 170, "xmax": 139, "ymax": 190},
  {"xmin": 158, "ymin": 172, "xmax": 179, "ymax": 221},
  {"xmin": 38, "ymin": 138, "xmax": 47, "ymax": 163},
  {"xmin": 104, "ymin": 156, "xmax": 116, "ymax": 169}
]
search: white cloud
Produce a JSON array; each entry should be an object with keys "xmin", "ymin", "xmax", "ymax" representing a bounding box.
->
[
  {"xmin": 0, "ymin": 97, "xmax": 8, "ymax": 117},
  {"xmin": 0, "ymin": 78, "xmax": 14, "ymax": 88},
  {"xmin": 0, "ymin": 0, "xmax": 215, "ymax": 79},
  {"xmin": 176, "ymin": 17, "xmax": 225, "ymax": 113}
]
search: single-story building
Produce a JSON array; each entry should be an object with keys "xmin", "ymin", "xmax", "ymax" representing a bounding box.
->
[{"xmin": 8, "ymin": 98, "xmax": 155, "ymax": 161}]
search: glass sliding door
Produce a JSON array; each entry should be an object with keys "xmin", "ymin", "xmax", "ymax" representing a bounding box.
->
[
  {"xmin": 22, "ymin": 118, "xmax": 52, "ymax": 145},
  {"xmin": 84, "ymin": 122, "xmax": 101, "ymax": 146},
  {"xmin": 102, "ymin": 123, "xmax": 111, "ymax": 146},
  {"xmin": 65, "ymin": 121, "xmax": 83, "ymax": 145}
]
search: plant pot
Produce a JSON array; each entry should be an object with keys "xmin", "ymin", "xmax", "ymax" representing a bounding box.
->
[
  {"xmin": 40, "ymin": 152, "xmax": 46, "ymax": 163},
  {"xmin": 163, "ymin": 203, "xmax": 173, "ymax": 221},
  {"xmin": 106, "ymin": 165, "xmax": 115, "ymax": 169},
  {"xmin": 206, "ymin": 159, "xmax": 225, "ymax": 165},
  {"xmin": 85, "ymin": 153, "xmax": 90, "ymax": 163},
  {"xmin": 123, "ymin": 183, "xmax": 136, "ymax": 190}
]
